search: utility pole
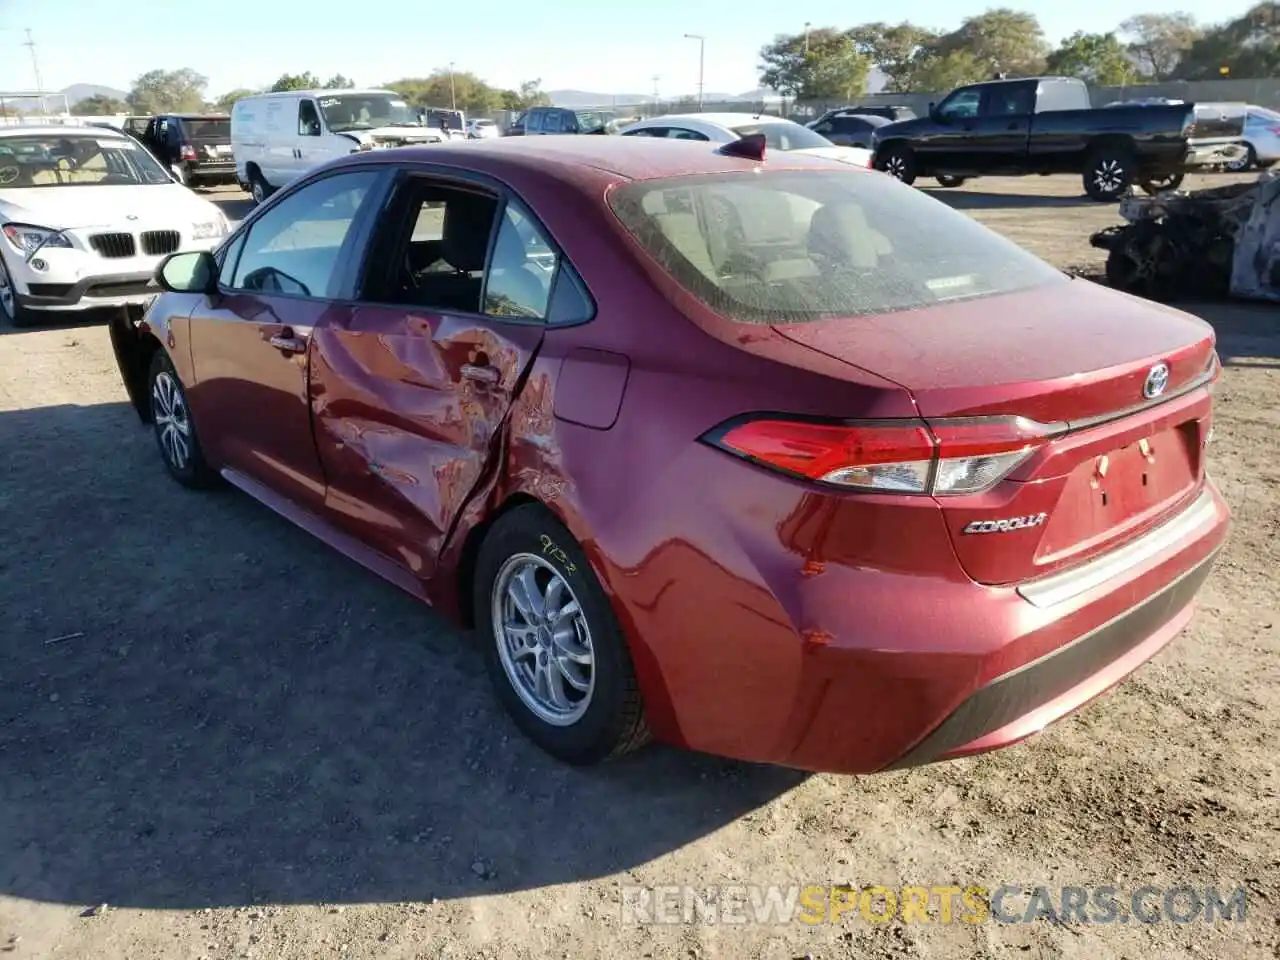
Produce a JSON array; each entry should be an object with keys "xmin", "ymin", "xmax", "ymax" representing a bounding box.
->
[
  {"xmin": 448, "ymin": 62, "xmax": 457, "ymax": 111},
  {"xmin": 652, "ymin": 74, "xmax": 660, "ymax": 101},
  {"xmin": 804, "ymin": 22, "xmax": 812, "ymax": 56},
  {"xmin": 684, "ymin": 33, "xmax": 705, "ymax": 111},
  {"xmin": 24, "ymin": 29, "xmax": 46, "ymax": 116}
]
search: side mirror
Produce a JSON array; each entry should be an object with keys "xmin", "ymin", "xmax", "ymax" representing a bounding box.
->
[
  {"xmin": 156, "ymin": 250, "xmax": 218, "ymax": 294},
  {"xmin": 928, "ymin": 102, "xmax": 940, "ymax": 121}
]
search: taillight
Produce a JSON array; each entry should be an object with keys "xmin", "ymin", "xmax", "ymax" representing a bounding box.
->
[
  {"xmin": 180, "ymin": 143, "xmax": 197, "ymax": 161},
  {"xmin": 702, "ymin": 415, "xmax": 1065, "ymax": 496}
]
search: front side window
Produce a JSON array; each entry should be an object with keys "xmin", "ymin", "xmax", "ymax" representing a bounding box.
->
[
  {"xmin": 316, "ymin": 93, "xmax": 415, "ymax": 132},
  {"xmin": 0, "ymin": 134, "xmax": 172, "ymax": 187},
  {"xmin": 230, "ymin": 170, "xmax": 379, "ymax": 299},
  {"xmin": 608, "ymin": 169, "xmax": 1065, "ymax": 324},
  {"xmin": 298, "ymin": 100, "xmax": 322, "ymax": 136},
  {"xmin": 938, "ymin": 90, "xmax": 981, "ymax": 119}
]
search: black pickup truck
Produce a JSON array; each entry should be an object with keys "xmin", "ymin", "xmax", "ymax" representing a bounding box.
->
[{"xmin": 871, "ymin": 77, "xmax": 1246, "ymax": 201}]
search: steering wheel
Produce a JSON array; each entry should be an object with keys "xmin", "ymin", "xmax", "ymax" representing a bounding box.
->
[{"xmin": 0, "ymin": 164, "xmax": 19, "ymax": 186}]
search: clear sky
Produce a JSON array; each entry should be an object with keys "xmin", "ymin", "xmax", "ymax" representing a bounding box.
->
[{"xmin": 0, "ymin": 0, "xmax": 1258, "ymax": 100}]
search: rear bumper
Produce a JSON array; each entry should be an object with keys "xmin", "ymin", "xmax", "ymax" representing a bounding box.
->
[
  {"xmin": 787, "ymin": 482, "xmax": 1229, "ymax": 773},
  {"xmin": 1183, "ymin": 140, "xmax": 1248, "ymax": 168}
]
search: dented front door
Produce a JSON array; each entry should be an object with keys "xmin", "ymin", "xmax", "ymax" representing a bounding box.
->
[{"xmin": 309, "ymin": 306, "xmax": 543, "ymax": 582}]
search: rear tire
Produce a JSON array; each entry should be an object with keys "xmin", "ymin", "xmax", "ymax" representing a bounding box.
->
[
  {"xmin": 148, "ymin": 350, "xmax": 218, "ymax": 489},
  {"xmin": 1226, "ymin": 143, "xmax": 1256, "ymax": 173},
  {"xmin": 934, "ymin": 174, "xmax": 966, "ymax": 188},
  {"xmin": 1084, "ymin": 146, "xmax": 1135, "ymax": 202},
  {"xmin": 876, "ymin": 144, "xmax": 917, "ymax": 185},
  {"xmin": 473, "ymin": 504, "xmax": 649, "ymax": 766},
  {"xmin": 248, "ymin": 168, "xmax": 271, "ymax": 205},
  {"xmin": 1139, "ymin": 172, "xmax": 1185, "ymax": 194},
  {"xmin": 169, "ymin": 163, "xmax": 187, "ymax": 185}
]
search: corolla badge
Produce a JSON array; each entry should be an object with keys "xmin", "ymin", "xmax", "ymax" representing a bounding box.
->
[{"xmin": 1143, "ymin": 362, "xmax": 1170, "ymax": 399}]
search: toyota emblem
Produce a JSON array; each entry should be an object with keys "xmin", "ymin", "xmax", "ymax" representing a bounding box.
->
[{"xmin": 1143, "ymin": 362, "xmax": 1170, "ymax": 399}]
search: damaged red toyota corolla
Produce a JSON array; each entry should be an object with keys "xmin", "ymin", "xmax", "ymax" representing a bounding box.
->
[{"xmin": 109, "ymin": 134, "xmax": 1230, "ymax": 773}]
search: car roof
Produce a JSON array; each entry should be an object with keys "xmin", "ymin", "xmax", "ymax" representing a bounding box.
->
[
  {"xmin": 241, "ymin": 88, "xmax": 394, "ymax": 99},
  {"xmin": 635, "ymin": 112, "xmax": 794, "ymax": 128},
  {"xmin": 165, "ymin": 113, "xmax": 230, "ymax": 120},
  {"xmin": 0, "ymin": 124, "xmax": 125, "ymax": 138},
  {"xmin": 342, "ymin": 134, "xmax": 845, "ymax": 182}
]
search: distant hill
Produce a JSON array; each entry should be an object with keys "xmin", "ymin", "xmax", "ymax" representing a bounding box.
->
[{"xmin": 60, "ymin": 83, "xmax": 129, "ymax": 105}]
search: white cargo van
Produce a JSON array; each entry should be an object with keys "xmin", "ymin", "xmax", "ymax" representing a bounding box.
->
[{"xmin": 230, "ymin": 88, "xmax": 448, "ymax": 204}]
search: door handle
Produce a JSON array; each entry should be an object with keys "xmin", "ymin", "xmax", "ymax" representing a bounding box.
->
[
  {"xmin": 461, "ymin": 363, "xmax": 500, "ymax": 385},
  {"xmin": 269, "ymin": 332, "xmax": 307, "ymax": 353}
]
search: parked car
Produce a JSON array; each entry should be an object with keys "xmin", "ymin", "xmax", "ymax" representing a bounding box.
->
[
  {"xmin": 0, "ymin": 124, "xmax": 229, "ymax": 327},
  {"xmin": 135, "ymin": 113, "xmax": 236, "ymax": 189},
  {"xmin": 108, "ymin": 135, "xmax": 1229, "ymax": 773},
  {"xmin": 872, "ymin": 76, "xmax": 1247, "ymax": 200},
  {"xmin": 421, "ymin": 107, "xmax": 468, "ymax": 141},
  {"xmin": 810, "ymin": 104, "xmax": 917, "ymax": 125},
  {"xmin": 230, "ymin": 88, "xmax": 447, "ymax": 205},
  {"xmin": 512, "ymin": 106, "xmax": 618, "ymax": 136},
  {"xmin": 466, "ymin": 118, "xmax": 501, "ymax": 139},
  {"xmin": 620, "ymin": 113, "xmax": 873, "ymax": 167},
  {"xmin": 806, "ymin": 111, "xmax": 891, "ymax": 149},
  {"xmin": 1224, "ymin": 105, "xmax": 1280, "ymax": 171}
]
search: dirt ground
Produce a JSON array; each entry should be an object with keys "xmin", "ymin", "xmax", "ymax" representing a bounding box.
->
[{"xmin": 1, "ymin": 174, "xmax": 1277, "ymax": 960}]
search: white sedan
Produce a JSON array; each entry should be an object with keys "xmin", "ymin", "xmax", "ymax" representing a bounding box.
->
[
  {"xmin": 466, "ymin": 118, "xmax": 501, "ymax": 140},
  {"xmin": 0, "ymin": 124, "xmax": 229, "ymax": 327},
  {"xmin": 618, "ymin": 112, "xmax": 873, "ymax": 168}
]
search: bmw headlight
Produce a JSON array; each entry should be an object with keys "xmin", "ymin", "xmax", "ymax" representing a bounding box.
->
[
  {"xmin": 191, "ymin": 216, "xmax": 228, "ymax": 240},
  {"xmin": 2, "ymin": 223, "xmax": 73, "ymax": 255}
]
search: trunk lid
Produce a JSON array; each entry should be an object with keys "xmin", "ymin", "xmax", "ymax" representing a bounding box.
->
[
  {"xmin": 773, "ymin": 278, "xmax": 1217, "ymax": 584},
  {"xmin": 1188, "ymin": 101, "xmax": 1247, "ymax": 142}
]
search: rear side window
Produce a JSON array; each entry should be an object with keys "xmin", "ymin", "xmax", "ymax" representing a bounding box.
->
[
  {"xmin": 608, "ymin": 170, "xmax": 1065, "ymax": 324},
  {"xmin": 181, "ymin": 118, "xmax": 231, "ymax": 139}
]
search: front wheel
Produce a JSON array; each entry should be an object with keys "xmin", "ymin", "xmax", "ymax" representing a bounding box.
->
[
  {"xmin": 148, "ymin": 350, "xmax": 218, "ymax": 488},
  {"xmin": 876, "ymin": 145, "xmax": 917, "ymax": 185},
  {"xmin": 248, "ymin": 169, "xmax": 272, "ymax": 205},
  {"xmin": 474, "ymin": 504, "xmax": 649, "ymax": 766},
  {"xmin": 0, "ymin": 254, "xmax": 35, "ymax": 328},
  {"xmin": 1084, "ymin": 147, "xmax": 1135, "ymax": 202},
  {"xmin": 1225, "ymin": 144, "xmax": 1256, "ymax": 173}
]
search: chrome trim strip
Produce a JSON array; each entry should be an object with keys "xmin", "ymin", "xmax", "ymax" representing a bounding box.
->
[
  {"xmin": 1017, "ymin": 489, "xmax": 1218, "ymax": 608},
  {"xmin": 1065, "ymin": 368, "xmax": 1213, "ymax": 433}
]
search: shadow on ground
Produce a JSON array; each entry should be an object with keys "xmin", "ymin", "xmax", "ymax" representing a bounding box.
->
[
  {"xmin": 0, "ymin": 400, "xmax": 803, "ymax": 910},
  {"xmin": 924, "ymin": 187, "xmax": 1100, "ymax": 210},
  {"xmin": 1174, "ymin": 300, "xmax": 1280, "ymax": 370}
]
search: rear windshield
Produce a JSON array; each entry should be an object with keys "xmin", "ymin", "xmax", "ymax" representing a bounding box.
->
[
  {"xmin": 181, "ymin": 118, "xmax": 230, "ymax": 139},
  {"xmin": 608, "ymin": 169, "xmax": 1065, "ymax": 324},
  {"xmin": 727, "ymin": 121, "xmax": 831, "ymax": 151}
]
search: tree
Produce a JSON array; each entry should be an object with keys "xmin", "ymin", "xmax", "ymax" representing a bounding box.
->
[
  {"xmin": 847, "ymin": 22, "xmax": 941, "ymax": 92},
  {"xmin": 1046, "ymin": 31, "xmax": 1138, "ymax": 85},
  {"xmin": 933, "ymin": 9, "xmax": 1049, "ymax": 76},
  {"xmin": 127, "ymin": 68, "xmax": 208, "ymax": 114},
  {"xmin": 905, "ymin": 50, "xmax": 990, "ymax": 92},
  {"xmin": 501, "ymin": 78, "xmax": 550, "ymax": 111},
  {"xmin": 759, "ymin": 27, "xmax": 870, "ymax": 100},
  {"xmin": 1120, "ymin": 13, "xmax": 1201, "ymax": 80},
  {"xmin": 1176, "ymin": 3, "xmax": 1280, "ymax": 79},
  {"xmin": 383, "ymin": 70, "xmax": 503, "ymax": 112},
  {"xmin": 323, "ymin": 74, "xmax": 356, "ymax": 89},
  {"xmin": 214, "ymin": 88, "xmax": 258, "ymax": 110},
  {"xmin": 72, "ymin": 94, "xmax": 128, "ymax": 116},
  {"xmin": 271, "ymin": 71, "xmax": 322, "ymax": 92}
]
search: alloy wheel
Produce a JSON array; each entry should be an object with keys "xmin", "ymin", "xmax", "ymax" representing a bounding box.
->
[
  {"xmin": 151, "ymin": 371, "xmax": 192, "ymax": 471},
  {"xmin": 251, "ymin": 178, "xmax": 265, "ymax": 204},
  {"xmin": 491, "ymin": 553, "xmax": 596, "ymax": 726},
  {"xmin": 1092, "ymin": 159, "xmax": 1127, "ymax": 194},
  {"xmin": 885, "ymin": 155, "xmax": 906, "ymax": 179}
]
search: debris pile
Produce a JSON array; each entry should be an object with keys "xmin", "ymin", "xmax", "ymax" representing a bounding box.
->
[{"xmin": 1089, "ymin": 171, "xmax": 1280, "ymax": 302}]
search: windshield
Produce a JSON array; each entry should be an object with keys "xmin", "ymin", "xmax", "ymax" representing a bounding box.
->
[
  {"xmin": 182, "ymin": 118, "xmax": 231, "ymax": 140},
  {"xmin": 726, "ymin": 121, "xmax": 833, "ymax": 151},
  {"xmin": 317, "ymin": 94, "xmax": 416, "ymax": 132},
  {"xmin": 0, "ymin": 133, "xmax": 172, "ymax": 188},
  {"xmin": 608, "ymin": 169, "xmax": 1065, "ymax": 324},
  {"xmin": 576, "ymin": 110, "xmax": 616, "ymax": 132}
]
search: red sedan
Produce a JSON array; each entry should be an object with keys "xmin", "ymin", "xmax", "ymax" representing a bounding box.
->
[{"xmin": 109, "ymin": 134, "xmax": 1230, "ymax": 773}]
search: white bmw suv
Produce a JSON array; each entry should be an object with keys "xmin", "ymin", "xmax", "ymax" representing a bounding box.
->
[{"xmin": 0, "ymin": 124, "xmax": 230, "ymax": 327}]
